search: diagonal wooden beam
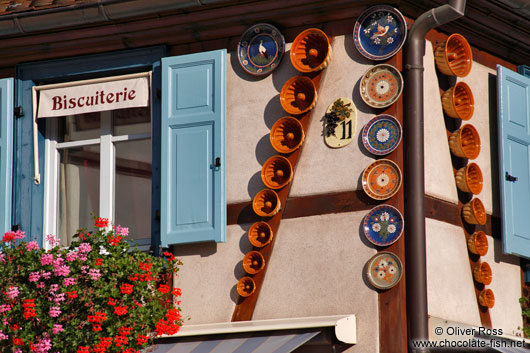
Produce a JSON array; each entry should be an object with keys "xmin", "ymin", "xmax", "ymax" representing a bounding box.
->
[{"xmin": 231, "ymin": 39, "xmax": 332, "ymax": 322}]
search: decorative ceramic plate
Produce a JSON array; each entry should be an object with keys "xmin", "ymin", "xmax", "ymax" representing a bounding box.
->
[
  {"xmin": 362, "ymin": 114, "xmax": 402, "ymax": 155},
  {"xmin": 365, "ymin": 251, "xmax": 403, "ymax": 290},
  {"xmin": 354, "ymin": 5, "xmax": 407, "ymax": 61},
  {"xmin": 237, "ymin": 23, "xmax": 285, "ymax": 76},
  {"xmin": 363, "ymin": 204, "xmax": 404, "ymax": 246},
  {"xmin": 360, "ymin": 64, "xmax": 403, "ymax": 108},
  {"xmin": 324, "ymin": 98, "xmax": 357, "ymax": 148},
  {"xmin": 362, "ymin": 159, "xmax": 402, "ymax": 200}
]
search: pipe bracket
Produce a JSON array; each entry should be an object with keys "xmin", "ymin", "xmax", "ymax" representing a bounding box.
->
[{"xmin": 405, "ymin": 64, "xmax": 425, "ymax": 71}]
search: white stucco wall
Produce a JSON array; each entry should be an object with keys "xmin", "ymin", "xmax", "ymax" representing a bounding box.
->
[
  {"xmin": 175, "ymin": 32, "xmax": 522, "ymax": 351},
  {"xmin": 180, "ymin": 35, "xmax": 381, "ymax": 346},
  {"xmin": 426, "ymin": 218, "xmax": 482, "ymax": 326},
  {"xmin": 423, "ymin": 41, "xmax": 459, "ymax": 204},
  {"xmin": 226, "ymin": 43, "xmax": 298, "ymax": 204},
  {"xmin": 424, "ymin": 40, "xmax": 522, "ymax": 335},
  {"xmin": 456, "ymin": 62, "xmax": 498, "ymax": 216},
  {"xmin": 226, "ymin": 34, "xmax": 379, "ymax": 204},
  {"xmin": 426, "ymin": 220, "xmax": 523, "ymax": 335},
  {"xmin": 289, "ymin": 35, "xmax": 377, "ymax": 197},
  {"xmin": 253, "ymin": 212, "xmax": 379, "ymax": 353},
  {"xmin": 173, "ymin": 223, "xmax": 252, "ymax": 323},
  {"xmin": 174, "ymin": 212, "xmax": 380, "ymax": 352},
  {"xmin": 423, "ymin": 41, "xmax": 499, "ymax": 215},
  {"xmin": 482, "ymin": 236, "xmax": 523, "ymax": 335}
]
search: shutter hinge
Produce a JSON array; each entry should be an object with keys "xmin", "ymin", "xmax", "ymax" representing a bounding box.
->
[
  {"xmin": 156, "ymin": 89, "xmax": 161, "ymax": 100},
  {"xmin": 14, "ymin": 106, "xmax": 23, "ymax": 118},
  {"xmin": 155, "ymin": 209, "xmax": 160, "ymax": 221}
]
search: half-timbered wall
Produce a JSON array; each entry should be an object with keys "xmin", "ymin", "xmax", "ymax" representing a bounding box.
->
[{"xmin": 0, "ymin": 1, "xmax": 527, "ymax": 351}]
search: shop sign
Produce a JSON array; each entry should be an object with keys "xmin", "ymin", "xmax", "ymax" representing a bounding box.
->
[{"xmin": 37, "ymin": 76, "xmax": 149, "ymax": 118}]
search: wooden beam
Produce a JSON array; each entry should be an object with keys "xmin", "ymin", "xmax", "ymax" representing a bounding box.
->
[
  {"xmin": 0, "ymin": 1, "xmax": 522, "ymax": 74},
  {"xmin": 377, "ymin": 51, "xmax": 408, "ymax": 353}
]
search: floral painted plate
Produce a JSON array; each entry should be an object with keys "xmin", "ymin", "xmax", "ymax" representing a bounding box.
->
[
  {"xmin": 361, "ymin": 159, "xmax": 402, "ymax": 200},
  {"xmin": 354, "ymin": 5, "xmax": 407, "ymax": 61},
  {"xmin": 237, "ymin": 23, "xmax": 285, "ymax": 76},
  {"xmin": 365, "ymin": 251, "xmax": 403, "ymax": 290},
  {"xmin": 363, "ymin": 204, "xmax": 404, "ymax": 246},
  {"xmin": 362, "ymin": 114, "xmax": 402, "ymax": 155},
  {"xmin": 360, "ymin": 64, "xmax": 403, "ymax": 109}
]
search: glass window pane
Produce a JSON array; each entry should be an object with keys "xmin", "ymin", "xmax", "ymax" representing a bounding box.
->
[
  {"xmin": 56, "ymin": 112, "xmax": 101, "ymax": 142},
  {"xmin": 113, "ymin": 107, "xmax": 150, "ymax": 136},
  {"xmin": 58, "ymin": 145, "xmax": 100, "ymax": 246},
  {"xmin": 114, "ymin": 139, "xmax": 152, "ymax": 241}
]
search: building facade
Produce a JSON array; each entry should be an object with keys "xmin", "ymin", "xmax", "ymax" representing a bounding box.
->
[{"xmin": 0, "ymin": 0, "xmax": 529, "ymax": 352}]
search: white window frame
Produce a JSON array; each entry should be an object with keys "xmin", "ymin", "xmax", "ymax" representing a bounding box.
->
[{"xmin": 40, "ymin": 72, "xmax": 152, "ymax": 250}]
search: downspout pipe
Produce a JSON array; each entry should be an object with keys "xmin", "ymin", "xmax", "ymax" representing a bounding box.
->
[{"xmin": 403, "ymin": 0, "xmax": 466, "ymax": 352}]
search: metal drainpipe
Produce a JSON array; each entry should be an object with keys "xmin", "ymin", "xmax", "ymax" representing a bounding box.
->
[{"xmin": 403, "ymin": 0, "xmax": 466, "ymax": 352}]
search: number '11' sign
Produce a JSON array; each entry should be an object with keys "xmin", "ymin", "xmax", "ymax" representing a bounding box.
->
[{"xmin": 324, "ymin": 98, "xmax": 357, "ymax": 148}]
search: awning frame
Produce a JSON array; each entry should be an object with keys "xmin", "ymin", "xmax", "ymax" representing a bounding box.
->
[{"xmin": 162, "ymin": 314, "xmax": 356, "ymax": 345}]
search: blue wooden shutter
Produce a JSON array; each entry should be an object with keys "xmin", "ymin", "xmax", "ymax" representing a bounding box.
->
[
  {"xmin": 0, "ymin": 78, "xmax": 13, "ymax": 234},
  {"xmin": 497, "ymin": 65, "xmax": 530, "ymax": 258},
  {"xmin": 160, "ymin": 50, "xmax": 226, "ymax": 246},
  {"xmin": 518, "ymin": 65, "xmax": 530, "ymax": 78}
]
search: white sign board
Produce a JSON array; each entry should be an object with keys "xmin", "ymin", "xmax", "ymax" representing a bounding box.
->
[{"xmin": 37, "ymin": 76, "xmax": 149, "ymax": 118}]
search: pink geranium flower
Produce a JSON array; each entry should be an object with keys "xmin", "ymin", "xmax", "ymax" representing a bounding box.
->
[
  {"xmin": 26, "ymin": 241, "xmax": 39, "ymax": 251},
  {"xmin": 49, "ymin": 306, "xmax": 61, "ymax": 318},
  {"xmin": 41, "ymin": 254, "xmax": 53, "ymax": 266}
]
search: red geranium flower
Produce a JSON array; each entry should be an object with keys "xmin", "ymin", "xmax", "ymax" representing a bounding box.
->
[
  {"xmin": 2, "ymin": 232, "xmax": 15, "ymax": 243},
  {"xmin": 114, "ymin": 335, "xmax": 128, "ymax": 347},
  {"xmin": 120, "ymin": 283, "xmax": 133, "ymax": 295},
  {"xmin": 163, "ymin": 251, "xmax": 175, "ymax": 262},
  {"xmin": 137, "ymin": 334, "xmax": 149, "ymax": 345},
  {"xmin": 118, "ymin": 327, "xmax": 132, "ymax": 336},
  {"xmin": 95, "ymin": 217, "xmax": 109, "ymax": 228},
  {"xmin": 114, "ymin": 306, "xmax": 128, "ymax": 316},
  {"xmin": 13, "ymin": 337, "xmax": 24, "ymax": 346},
  {"xmin": 108, "ymin": 235, "xmax": 122, "ymax": 246},
  {"xmin": 158, "ymin": 284, "xmax": 170, "ymax": 294},
  {"xmin": 108, "ymin": 297, "xmax": 117, "ymax": 306}
]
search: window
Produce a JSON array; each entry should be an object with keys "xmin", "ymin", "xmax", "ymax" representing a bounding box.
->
[
  {"xmin": 44, "ymin": 107, "xmax": 152, "ymax": 247},
  {"xmin": 8, "ymin": 47, "xmax": 226, "ymax": 249}
]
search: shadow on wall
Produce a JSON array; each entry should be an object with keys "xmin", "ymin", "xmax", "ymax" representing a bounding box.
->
[
  {"xmin": 172, "ymin": 241, "xmax": 218, "ymax": 258},
  {"xmin": 228, "ymin": 45, "xmax": 299, "ymax": 200},
  {"xmin": 493, "ymin": 235, "xmax": 519, "ymax": 266},
  {"xmin": 229, "ymin": 51, "xmax": 268, "ymax": 83},
  {"xmin": 488, "ymin": 73, "xmax": 500, "ymax": 217}
]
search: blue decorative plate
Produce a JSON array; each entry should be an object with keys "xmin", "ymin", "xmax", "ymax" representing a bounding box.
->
[
  {"xmin": 237, "ymin": 23, "xmax": 285, "ymax": 76},
  {"xmin": 363, "ymin": 204, "xmax": 404, "ymax": 246},
  {"xmin": 365, "ymin": 251, "xmax": 403, "ymax": 290},
  {"xmin": 354, "ymin": 5, "xmax": 407, "ymax": 61},
  {"xmin": 362, "ymin": 114, "xmax": 402, "ymax": 155}
]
